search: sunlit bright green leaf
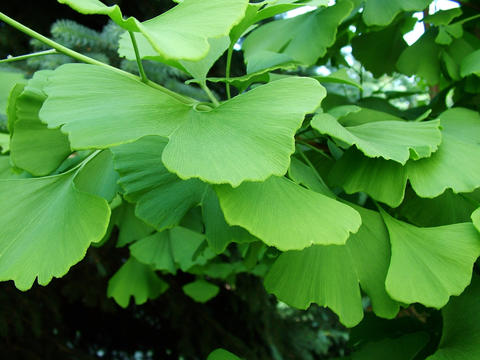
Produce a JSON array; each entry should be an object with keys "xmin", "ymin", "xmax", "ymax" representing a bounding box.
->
[
  {"xmin": 130, "ymin": 232, "xmax": 176, "ymax": 274},
  {"xmin": 381, "ymin": 209, "xmax": 480, "ymax": 308},
  {"xmin": 407, "ymin": 108, "xmax": 480, "ymax": 197},
  {"xmin": 312, "ymin": 113, "xmax": 441, "ymax": 164},
  {"xmin": 264, "ymin": 205, "xmax": 398, "ymax": 327},
  {"xmin": 0, "ymin": 158, "xmax": 110, "ymax": 290},
  {"xmin": 363, "ymin": 0, "xmax": 431, "ymax": 26},
  {"xmin": 242, "ymin": 1, "xmax": 353, "ymax": 70},
  {"xmin": 59, "ymin": 0, "xmax": 248, "ymax": 61},
  {"xmin": 216, "ymin": 176, "xmax": 361, "ymax": 251},
  {"xmin": 41, "ymin": 64, "xmax": 325, "ymax": 186}
]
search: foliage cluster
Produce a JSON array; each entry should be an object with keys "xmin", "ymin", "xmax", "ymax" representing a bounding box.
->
[{"xmin": 1, "ymin": 0, "xmax": 480, "ymax": 359}]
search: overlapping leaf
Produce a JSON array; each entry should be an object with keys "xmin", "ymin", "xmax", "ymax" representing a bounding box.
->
[
  {"xmin": 216, "ymin": 176, "xmax": 361, "ymax": 251},
  {"xmin": 182, "ymin": 279, "xmax": 220, "ymax": 303},
  {"xmin": 381, "ymin": 209, "xmax": 480, "ymax": 308},
  {"xmin": 329, "ymin": 149, "xmax": 408, "ymax": 207},
  {"xmin": 312, "ymin": 113, "xmax": 441, "ymax": 164},
  {"xmin": 0, "ymin": 157, "xmax": 111, "ymax": 290},
  {"xmin": 407, "ymin": 108, "xmax": 480, "ymax": 197},
  {"xmin": 264, "ymin": 205, "xmax": 398, "ymax": 327},
  {"xmin": 363, "ymin": 0, "xmax": 431, "ymax": 26},
  {"xmin": 111, "ymin": 136, "xmax": 206, "ymax": 231},
  {"xmin": 242, "ymin": 1, "xmax": 353, "ymax": 70},
  {"xmin": 107, "ymin": 258, "xmax": 168, "ymax": 308},
  {"xmin": 59, "ymin": 0, "xmax": 248, "ymax": 61},
  {"xmin": 427, "ymin": 277, "xmax": 480, "ymax": 359},
  {"xmin": 41, "ymin": 64, "xmax": 325, "ymax": 186}
]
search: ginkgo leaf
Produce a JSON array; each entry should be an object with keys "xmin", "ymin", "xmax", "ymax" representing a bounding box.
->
[
  {"xmin": 242, "ymin": 1, "xmax": 353, "ymax": 70},
  {"xmin": 9, "ymin": 70, "xmax": 71, "ymax": 176},
  {"xmin": 111, "ymin": 136, "xmax": 206, "ymax": 231},
  {"xmin": 329, "ymin": 148, "xmax": 408, "ymax": 207},
  {"xmin": 161, "ymin": 77, "xmax": 325, "ymax": 186},
  {"xmin": 0, "ymin": 70, "xmax": 24, "ymax": 121},
  {"xmin": 398, "ymin": 189, "xmax": 480, "ymax": 227},
  {"xmin": 41, "ymin": 64, "xmax": 325, "ymax": 186},
  {"xmin": 407, "ymin": 108, "xmax": 480, "ymax": 197},
  {"xmin": 264, "ymin": 205, "xmax": 398, "ymax": 327},
  {"xmin": 397, "ymin": 30, "xmax": 442, "ymax": 85},
  {"xmin": 130, "ymin": 232, "xmax": 176, "ymax": 274},
  {"xmin": 114, "ymin": 203, "xmax": 154, "ymax": 248},
  {"xmin": 0, "ymin": 157, "xmax": 111, "ymax": 290},
  {"xmin": 315, "ymin": 68, "xmax": 362, "ymax": 89},
  {"xmin": 40, "ymin": 64, "xmax": 191, "ymax": 149},
  {"xmin": 264, "ymin": 244, "xmax": 363, "ymax": 326},
  {"xmin": 461, "ymin": 49, "xmax": 480, "ymax": 77},
  {"xmin": 0, "ymin": 134, "xmax": 9, "ymax": 154},
  {"xmin": 207, "ymin": 349, "xmax": 242, "ymax": 360},
  {"xmin": 74, "ymin": 150, "xmax": 119, "ymax": 202},
  {"xmin": 182, "ymin": 279, "xmax": 220, "ymax": 303},
  {"xmin": 472, "ymin": 208, "xmax": 480, "ymax": 233},
  {"xmin": 363, "ymin": 0, "xmax": 431, "ymax": 26},
  {"xmin": 169, "ymin": 227, "xmax": 216, "ymax": 272},
  {"xmin": 216, "ymin": 176, "xmax": 361, "ymax": 251},
  {"xmin": 107, "ymin": 258, "xmax": 169, "ymax": 308},
  {"xmin": 59, "ymin": 0, "xmax": 248, "ymax": 61},
  {"xmin": 427, "ymin": 277, "xmax": 480, "ymax": 360},
  {"xmin": 202, "ymin": 187, "xmax": 255, "ymax": 254},
  {"xmin": 311, "ymin": 113, "xmax": 441, "ymax": 164},
  {"xmin": 119, "ymin": 35, "xmax": 230, "ymax": 82},
  {"xmin": 352, "ymin": 332, "xmax": 429, "ymax": 360},
  {"xmin": 381, "ymin": 209, "xmax": 480, "ymax": 308}
]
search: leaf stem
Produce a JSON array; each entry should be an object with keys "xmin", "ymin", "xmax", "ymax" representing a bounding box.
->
[
  {"xmin": 295, "ymin": 144, "xmax": 333, "ymax": 196},
  {"xmin": 200, "ymin": 83, "xmax": 220, "ymax": 107},
  {"xmin": 296, "ymin": 139, "xmax": 333, "ymax": 160},
  {"xmin": 0, "ymin": 49, "xmax": 58, "ymax": 64},
  {"xmin": 225, "ymin": 45, "xmax": 234, "ymax": 99},
  {"xmin": 128, "ymin": 31, "xmax": 148, "ymax": 83},
  {"xmin": 0, "ymin": 12, "xmax": 196, "ymax": 105}
]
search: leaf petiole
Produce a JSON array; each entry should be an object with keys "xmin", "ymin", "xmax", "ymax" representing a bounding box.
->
[
  {"xmin": 0, "ymin": 12, "xmax": 196, "ymax": 106},
  {"xmin": 0, "ymin": 49, "xmax": 58, "ymax": 64},
  {"xmin": 128, "ymin": 31, "xmax": 148, "ymax": 84}
]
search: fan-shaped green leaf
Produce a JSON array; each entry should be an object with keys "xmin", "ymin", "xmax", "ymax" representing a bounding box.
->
[
  {"xmin": 264, "ymin": 205, "xmax": 398, "ymax": 327},
  {"xmin": 41, "ymin": 64, "xmax": 325, "ymax": 186},
  {"xmin": 0, "ymin": 159, "xmax": 111, "ymax": 290},
  {"xmin": 9, "ymin": 70, "xmax": 71, "ymax": 176},
  {"xmin": 202, "ymin": 187, "xmax": 255, "ymax": 254},
  {"xmin": 161, "ymin": 77, "xmax": 325, "ymax": 186},
  {"xmin": 0, "ymin": 70, "xmax": 24, "ymax": 120},
  {"xmin": 114, "ymin": 203, "xmax": 154, "ymax": 248},
  {"xmin": 329, "ymin": 148, "xmax": 407, "ymax": 207},
  {"xmin": 182, "ymin": 279, "xmax": 220, "ymax": 303},
  {"xmin": 111, "ymin": 136, "xmax": 206, "ymax": 231},
  {"xmin": 59, "ymin": 0, "xmax": 248, "ymax": 61},
  {"xmin": 461, "ymin": 49, "xmax": 480, "ymax": 77},
  {"xmin": 216, "ymin": 176, "xmax": 361, "ymax": 251},
  {"xmin": 242, "ymin": 1, "xmax": 353, "ymax": 70},
  {"xmin": 130, "ymin": 232, "xmax": 176, "ymax": 274},
  {"xmin": 0, "ymin": 134, "xmax": 8, "ymax": 154},
  {"xmin": 352, "ymin": 332, "xmax": 429, "ymax": 360},
  {"xmin": 107, "ymin": 257, "xmax": 168, "ymax": 308},
  {"xmin": 472, "ymin": 208, "xmax": 480, "ymax": 233},
  {"xmin": 363, "ymin": 0, "xmax": 431, "ymax": 26},
  {"xmin": 407, "ymin": 108, "xmax": 480, "ymax": 197},
  {"xmin": 427, "ymin": 277, "xmax": 480, "ymax": 360},
  {"xmin": 207, "ymin": 349, "xmax": 242, "ymax": 360},
  {"xmin": 397, "ymin": 30, "xmax": 442, "ymax": 85},
  {"xmin": 312, "ymin": 114, "xmax": 441, "ymax": 164},
  {"xmin": 381, "ymin": 209, "xmax": 480, "ymax": 308}
]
